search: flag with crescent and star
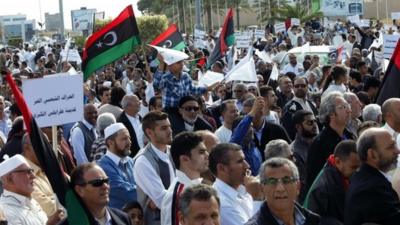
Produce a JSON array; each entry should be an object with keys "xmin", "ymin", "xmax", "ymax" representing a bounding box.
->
[
  {"xmin": 206, "ymin": 8, "xmax": 235, "ymax": 69},
  {"xmin": 150, "ymin": 24, "xmax": 186, "ymax": 51},
  {"xmin": 82, "ymin": 5, "xmax": 141, "ymax": 81}
]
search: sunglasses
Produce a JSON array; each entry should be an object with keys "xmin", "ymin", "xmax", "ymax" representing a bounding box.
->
[
  {"xmin": 80, "ymin": 178, "xmax": 109, "ymax": 187},
  {"xmin": 183, "ymin": 106, "xmax": 199, "ymax": 112}
]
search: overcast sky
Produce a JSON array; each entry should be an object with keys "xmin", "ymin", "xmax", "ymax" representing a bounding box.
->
[{"xmin": 0, "ymin": 0, "xmax": 141, "ymax": 29}]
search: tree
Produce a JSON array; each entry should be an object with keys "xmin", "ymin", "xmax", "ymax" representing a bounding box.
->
[
  {"xmin": 252, "ymin": 0, "xmax": 289, "ymax": 23},
  {"xmin": 93, "ymin": 18, "xmax": 112, "ymax": 33},
  {"xmin": 271, "ymin": 2, "xmax": 323, "ymax": 24},
  {"xmin": 136, "ymin": 15, "xmax": 169, "ymax": 44}
]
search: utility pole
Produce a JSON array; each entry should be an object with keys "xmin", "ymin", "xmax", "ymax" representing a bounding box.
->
[
  {"xmin": 195, "ymin": 0, "xmax": 203, "ymax": 30},
  {"xmin": 59, "ymin": 0, "xmax": 65, "ymax": 41}
]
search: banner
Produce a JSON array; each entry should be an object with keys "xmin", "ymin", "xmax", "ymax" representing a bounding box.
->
[
  {"xmin": 320, "ymin": 0, "xmax": 363, "ymax": 17},
  {"xmin": 291, "ymin": 18, "xmax": 300, "ymax": 26},
  {"xmin": 391, "ymin": 12, "xmax": 400, "ymax": 20},
  {"xmin": 60, "ymin": 49, "xmax": 82, "ymax": 64},
  {"xmin": 383, "ymin": 34, "xmax": 400, "ymax": 59},
  {"xmin": 274, "ymin": 22, "xmax": 286, "ymax": 34},
  {"xmin": 254, "ymin": 30, "xmax": 265, "ymax": 39},
  {"xmin": 347, "ymin": 14, "xmax": 360, "ymax": 24},
  {"xmin": 235, "ymin": 32, "xmax": 251, "ymax": 48},
  {"xmin": 22, "ymin": 74, "xmax": 84, "ymax": 128}
]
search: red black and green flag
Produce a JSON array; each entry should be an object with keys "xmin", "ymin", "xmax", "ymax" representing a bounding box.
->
[
  {"xmin": 5, "ymin": 72, "xmax": 96, "ymax": 225},
  {"xmin": 82, "ymin": 5, "xmax": 141, "ymax": 81},
  {"xmin": 376, "ymin": 39, "xmax": 400, "ymax": 105},
  {"xmin": 206, "ymin": 8, "xmax": 235, "ymax": 69},
  {"xmin": 150, "ymin": 24, "xmax": 186, "ymax": 51}
]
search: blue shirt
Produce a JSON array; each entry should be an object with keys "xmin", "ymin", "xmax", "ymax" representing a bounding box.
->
[
  {"xmin": 230, "ymin": 115, "xmax": 262, "ymax": 176},
  {"xmin": 153, "ymin": 70, "xmax": 207, "ymax": 108}
]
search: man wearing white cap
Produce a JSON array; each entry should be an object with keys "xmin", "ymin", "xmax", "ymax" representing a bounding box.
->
[
  {"xmin": 0, "ymin": 154, "xmax": 62, "ymax": 225},
  {"xmin": 98, "ymin": 123, "xmax": 137, "ymax": 210},
  {"xmin": 147, "ymin": 45, "xmax": 220, "ymax": 110}
]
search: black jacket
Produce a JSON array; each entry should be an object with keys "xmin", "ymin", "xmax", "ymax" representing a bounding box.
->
[
  {"xmin": 117, "ymin": 112, "xmax": 142, "ymax": 158},
  {"xmin": 170, "ymin": 115, "xmax": 214, "ymax": 137},
  {"xmin": 59, "ymin": 207, "xmax": 132, "ymax": 225},
  {"xmin": 245, "ymin": 202, "xmax": 320, "ymax": 225},
  {"xmin": 306, "ymin": 125, "xmax": 354, "ymax": 192},
  {"xmin": 304, "ymin": 162, "xmax": 346, "ymax": 225},
  {"xmin": 345, "ymin": 164, "xmax": 400, "ymax": 225}
]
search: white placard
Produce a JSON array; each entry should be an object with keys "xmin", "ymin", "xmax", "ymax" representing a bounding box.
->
[
  {"xmin": 194, "ymin": 29, "xmax": 206, "ymax": 49},
  {"xmin": 235, "ymin": 32, "xmax": 251, "ymax": 48},
  {"xmin": 291, "ymin": 18, "xmax": 300, "ymax": 26},
  {"xmin": 358, "ymin": 19, "xmax": 370, "ymax": 27},
  {"xmin": 392, "ymin": 12, "xmax": 400, "ymax": 20},
  {"xmin": 198, "ymin": 71, "xmax": 224, "ymax": 87},
  {"xmin": 383, "ymin": 34, "xmax": 400, "ymax": 59},
  {"xmin": 347, "ymin": 14, "xmax": 360, "ymax": 24},
  {"xmin": 254, "ymin": 30, "xmax": 265, "ymax": 39},
  {"xmin": 274, "ymin": 22, "xmax": 286, "ymax": 34},
  {"xmin": 60, "ymin": 49, "xmax": 82, "ymax": 64},
  {"xmin": 22, "ymin": 74, "xmax": 84, "ymax": 128}
]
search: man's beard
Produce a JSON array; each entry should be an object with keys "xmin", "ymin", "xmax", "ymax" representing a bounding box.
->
[{"xmin": 302, "ymin": 127, "xmax": 318, "ymax": 139}]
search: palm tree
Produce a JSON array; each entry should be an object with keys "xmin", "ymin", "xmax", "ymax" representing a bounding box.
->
[
  {"xmin": 271, "ymin": 2, "xmax": 323, "ymax": 23},
  {"xmin": 252, "ymin": 0, "xmax": 289, "ymax": 23}
]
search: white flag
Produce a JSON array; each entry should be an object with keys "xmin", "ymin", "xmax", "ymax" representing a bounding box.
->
[{"xmin": 224, "ymin": 47, "xmax": 257, "ymax": 82}]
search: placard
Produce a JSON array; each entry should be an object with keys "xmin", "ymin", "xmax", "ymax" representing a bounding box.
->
[
  {"xmin": 383, "ymin": 34, "xmax": 400, "ymax": 59},
  {"xmin": 274, "ymin": 22, "xmax": 286, "ymax": 34},
  {"xmin": 254, "ymin": 29, "xmax": 265, "ymax": 39},
  {"xmin": 22, "ymin": 74, "xmax": 84, "ymax": 128},
  {"xmin": 391, "ymin": 12, "xmax": 400, "ymax": 20},
  {"xmin": 60, "ymin": 49, "xmax": 82, "ymax": 64},
  {"xmin": 291, "ymin": 18, "xmax": 300, "ymax": 26},
  {"xmin": 194, "ymin": 29, "xmax": 206, "ymax": 49},
  {"xmin": 235, "ymin": 32, "xmax": 251, "ymax": 48},
  {"xmin": 347, "ymin": 14, "xmax": 360, "ymax": 24}
]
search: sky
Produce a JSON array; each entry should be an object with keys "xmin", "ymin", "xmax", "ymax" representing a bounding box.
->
[{"xmin": 0, "ymin": 0, "xmax": 141, "ymax": 29}]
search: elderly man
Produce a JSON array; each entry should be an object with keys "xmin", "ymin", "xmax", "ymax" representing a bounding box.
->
[
  {"xmin": 90, "ymin": 112, "xmax": 116, "ymax": 161},
  {"xmin": 264, "ymin": 139, "xmax": 293, "ymax": 160},
  {"xmin": 245, "ymin": 158, "xmax": 320, "ymax": 225},
  {"xmin": 276, "ymin": 76, "xmax": 294, "ymax": 109},
  {"xmin": 345, "ymin": 128, "xmax": 400, "ymax": 225},
  {"xmin": 98, "ymin": 123, "xmax": 137, "ymax": 209},
  {"xmin": 60, "ymin": 163, "xmax": 132, "ymax": 225},
  {"xmin": 362, "ymin": 104, "xmax": 382, "ymax": 125},
  {"xmin": 381, "ymin": 98, "xmax": 400, "ymax": 152},
  {"xmin": 343, "ymin": 92, "xmax": 362, "ymax": 138},
  {"xmin": 307, "ymin": 92, "xmax": 354, "ymax": 191},
  {"xmin": 281, "ymin": 53, "xmax": 304, "ymax": 76},
  {"xmin": 233, "ymin": 83, "xmax": 248, "ymax": 112},
  {"xmin": 0, "ymin": 154, "xmax": 63, "ymax": 225},
  {"xmin": 178, "ymin": 184, "xmax": 220, "ymax": 225}
]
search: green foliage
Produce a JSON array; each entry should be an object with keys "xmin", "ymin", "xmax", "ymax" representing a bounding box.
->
[
  {"xmin": 94, "ymin": 18, "xmax": 113, "ymax": 33},
  {"xmin": 252, "ymin": 0, "xmax": 289, "ymax": 23},
  {"xmin": 137, "ymin": 15, "xmax": 169, "ymax": 44},
  {"xmin": 8, "ymin": 37, "xmax": 23, "ymax": 48},
  {"xmin": 271, "ymin": 2, "xmax": 323, "ymax": 23},
  {"xmin": 73, "ymin": 36, "xmax": 87, "ymax": 49}
]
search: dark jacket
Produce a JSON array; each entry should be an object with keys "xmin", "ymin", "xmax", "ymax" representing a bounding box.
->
[
  {"xmin": 282, "ymin": 99, "xmax": 318, "ymax": 140},
  {"xmin": 59, "ymin": 207, "xmax": 132, "ymax": 225},
  {"xmin": 276, "ymin": 90, "xmax": 293, "ymax": 110},
  {"xmin": 345, "ymin": 164, "xmax": 400, "ymax": 225},
  {"xmin": 170, "ymin": 114, "xmax": 214, "ymax": 137},
  {"xmin": 306, "ymin": 125, "xmax": 354, "ymax": 192},
  {"xmin": 117, "ymin": 112, "xmax": 142, "ymax": 158},
  {"xmin": 245, "ymin": 201, "xmax": 320, "ymax": 225},
  {"xmin": 304, "ymin": 162, "xmax": 346, "ymax": 225}
]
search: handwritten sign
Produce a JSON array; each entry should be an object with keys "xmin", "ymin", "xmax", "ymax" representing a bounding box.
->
[
  {"xmin": 235, "ymin": 32, "xmax": 251, "ymax": 48},
  {"xmin": 274, "ymin": 22, "xmax": 286, "ymax": 34},
  {"xmin": 22, "ymin": 73, "xmax": 84, "ymax": 128},
  {"xmin": 60, "ymin": 49, "xmax": 82, "ymax": 64},
  {"xmin": 383, "ymin": 34, "xmax": 400, "ymax": 59}
]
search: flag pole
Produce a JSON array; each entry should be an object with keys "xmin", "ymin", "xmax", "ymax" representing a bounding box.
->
[{"xmin": 52, "ymin": 126, "xmax": 58, "ymax": 154}]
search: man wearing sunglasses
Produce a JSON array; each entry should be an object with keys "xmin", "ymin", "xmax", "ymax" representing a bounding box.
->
[
  {"xmin": 98, "ymin": 123, "xmax": 137, "ymax": 210},
  {"xmin": 245, "ymin": 157, "xmax": 320, "ymax": 225},
  {"xmin": 60, "ymin": 163, "xmax": 132, "ymax": 225},
  {"xmin": 0, "ymin": 154, "xmax": 62, "ymax": 225},
  {"xmin": 282, "ymin": 77, "xmax": 318, "ymax": 140}
]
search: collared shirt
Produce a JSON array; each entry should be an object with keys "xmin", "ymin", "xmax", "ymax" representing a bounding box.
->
[
  {"xmin": 153, "ymin": 70, "xmax": 207, "ymax": 108},
  {"xmin": 273, "ymin": 205, "xmax": 306, "ymax": 225},
  {"xmin": 281, "ymin": 63, "xmax": 304, "ymax": 76},
  {"xmin": 184, "ymin": 121, "xmax": 194, "ymax": 132},
  {"xmin": 27, "ymin": 159, "xmax": 59, "ymax": 217},
  {"xmin": 69, "ymin": 119, "xmax": 98, "ymax": 165},
  {"xmin": 292, "ymin": 97, "xmax": 312, "ymax": 112},
  {"xmin": 0, "ymin": 190, "xmax": 48, "ymax": 225},
  {"xmin": 215, "ymin": 125, "xmax": 232, "ymax": 143},
  {"xmin": 95, "ymin": 208, "xmax": 112, "ymax": 225},
  {"xmin": 254, "ymin": 120, "xmax": 265, "ymax": 143},
  {"xmin": 105, "ymin": 150, "xmax": 130, "ymax": 166},
  {"xmin": 126, "ymin": 113, "xmax": 144, "ymax": 148},
  {"xmin": 161, "ymin": 170, "xmax": 203, "ymax": 225},
  {"xmin": 382, "ymin": 123, "xmax": 400, "ymax": 168},
  {"xmin": 213, "ymin": 178, "xmax": 254, "ymax": 225},
  {"xmin": 133, "ymin": 143, "xmax": 176, "ymax": 208}
]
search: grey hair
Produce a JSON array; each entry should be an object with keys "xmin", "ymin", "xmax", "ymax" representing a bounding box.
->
[
  {"xmin": 259, "ymin": 157, "xmax": 299, "ymax": 183},
  {"xmin": 319, "ymin": 91, "xmax": 343, "ymax": 124},
  {"xmin": 357, "ymin": 127, "xmax": 380, "ymax": 162},
  {"xmin": 362, "ymin": 104, "xmax": 382, "ymax": 123},
  {"xmin": 233, "ymin": 83, "xmax": 248, "ymax": 99},
  {"xmin": 120, "ymin": 94, "xmax": 137, "ymax": 110},
  {"xmin": 343, "ymin": 92, "xmax": 357, "ymax": 103},
  {"xmin": 178, "ymin": 184, "xmax": 220, "ymax": 218},
  {"xmin": 264, "ymin": 139, "xmax": 291, "ymax": 160},
  {"xmin": 243, "ymin": 97, "xmax": 255, "ymax": 108},
  {"xmin": 96, "ymin": 113, "xmax": 116, "ymax": 136}
]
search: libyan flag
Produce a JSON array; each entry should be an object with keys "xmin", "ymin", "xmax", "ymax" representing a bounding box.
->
[
  {"xmin": 5, "ymin": 72, "xmax": 97, "ymax": 225},
  {"xmin": 206, "ymin": 8, "xmax": 235, "ymax": 69},
  {"xmin": 375, "ymin": 40, "xmax": 400, "ymax": 105},
  {"xmin": 150, "ymin": 24, "xmax": 186, "ymax": 51},
  {"xmin": 82, "ymin": 5, "xmax": 141, "ymax": 81}
]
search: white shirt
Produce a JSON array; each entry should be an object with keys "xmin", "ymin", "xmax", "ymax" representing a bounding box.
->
[
  {"xmin": 281, "ymin": 63, "xmax": 304, "ymax": 76},
  {"xmin": 138, "ymin": 102, "xmax": 149, "ymax": 118},
  {"xmin": 161, "ymin": 170, "xmax": 203, "ymax": 225},
  {"xmin": 213, "ymin": 178, "xmax": 254, "ymax": 225},
  {"xmin": 126, "ymin": 113, "xmax": 144, "ymax": 148},
  {"xmin": 264, "ymin": 111, "xmax": 280, "ymax": 125},
  {"xmin": 382, "ymin": 123, "xmax": 400, "ymax": 168},
  {"xmin": 215, "ymin": 125, "xmax": 232, "ymax": 143},
  {"xmin": 322, "ymin": 83, "xmax": 348, "ymax": 99},
  {"xmin": 133, "ymin": 143, "xmax": 176, "ymax": 208},
  {"xmin": 69, "ymin": 119, "xmax": 98, "ymax": 165},
  {"xmin": 0, "ymin": 190, "xmax": 48, "ymax": 225}
]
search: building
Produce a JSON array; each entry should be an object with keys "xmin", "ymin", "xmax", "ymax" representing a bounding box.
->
[
  {"xmin": 0, "ymin": 14, "xmax": 35, "ymax": 43},
  {"xmin": 45, "ymin": 12, "xmax": 61, "ymax": 32}
]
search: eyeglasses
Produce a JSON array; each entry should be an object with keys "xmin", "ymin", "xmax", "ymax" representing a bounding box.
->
[
  {"xmin": 80, "ymin": 178, "xmax": 109, "ymax": 187},
  {"xmin": 294, "ymin": 84, "xmax": 307, "ymax": 88},
  {"xmin": 261, "ymin": 176, "xmax": 298, "ymax": 186},
  {"xmin": 336, "ymin": 103, "xmax": 351, "ymax": 110},
  {"xmin": 183, "ymin": 106, "xmax": 199, "ymax": 112},
  {"xmin": 12, "ymin": 168, "xmax": 34, "ymax": 175}
]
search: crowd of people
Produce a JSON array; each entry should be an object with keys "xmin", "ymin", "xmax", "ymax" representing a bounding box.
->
[{"xmin": 0, "ymin": 17, "xmax": 399, "ymax": 225}]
